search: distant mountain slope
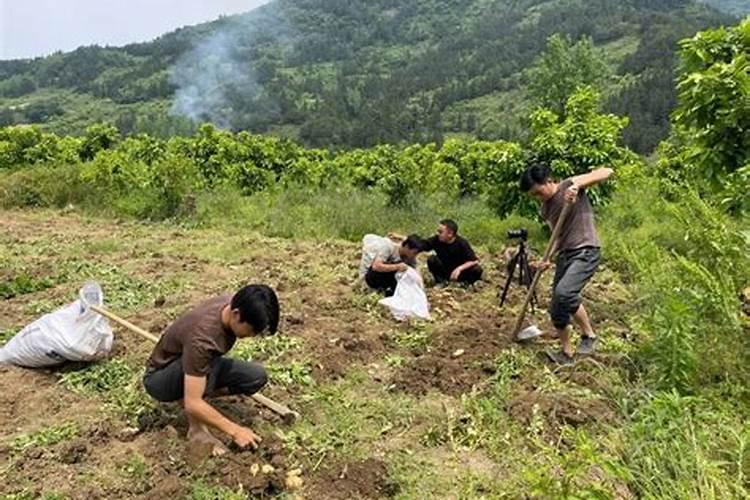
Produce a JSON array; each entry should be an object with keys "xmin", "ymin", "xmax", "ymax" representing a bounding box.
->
[
  {"xmin": 700, "ymin": 0, "xmax": 749, "ymax": 15},
  {"xmin": 0, "ymin": 0, "xmax": 739, "ymax": 152}
]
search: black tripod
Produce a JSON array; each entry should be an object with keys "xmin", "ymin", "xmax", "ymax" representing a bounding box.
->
[{"xmin": 499, "ymin": 239, "xmax": 538, "ymax": 309}]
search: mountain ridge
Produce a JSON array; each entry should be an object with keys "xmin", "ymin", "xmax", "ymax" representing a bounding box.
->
[{"xmin": 0, "ymin": 0, "xmax": 743, "ymax": 152}]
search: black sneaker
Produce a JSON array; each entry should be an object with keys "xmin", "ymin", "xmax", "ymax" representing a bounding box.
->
[
  {"xmin": 546, "ymin": 350, "xmax": 575, "ymax": 365},
  {"xmin": 577, "ymin": 336, "xmax": 598, "ymax": 355}
]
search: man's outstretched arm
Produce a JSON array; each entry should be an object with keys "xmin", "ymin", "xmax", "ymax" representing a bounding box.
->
[
  {"xmin": 566, "ymin": 168, "xmax": 614, "ymax": 202},
  {"xmin": 570, "ymin": 167, "xmax": 614, "ymax": 189}
]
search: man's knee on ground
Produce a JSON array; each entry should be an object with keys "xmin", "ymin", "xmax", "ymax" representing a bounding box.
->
[{"xmin": 460, "ymin": 265, "xmax": 483, "ymax": 283}]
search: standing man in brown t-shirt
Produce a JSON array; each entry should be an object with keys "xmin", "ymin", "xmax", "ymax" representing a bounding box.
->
[
  {"xmin": 520, "ymin": 163, "xmax": 613, "ymax": 364},
  {"xmin": 143, "ymin": 284, "xmax": 279, "ymax": 455}
]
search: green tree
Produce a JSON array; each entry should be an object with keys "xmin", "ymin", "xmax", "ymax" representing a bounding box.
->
[
  {"xmin": 658, "ymin": 19, "xmax": 749, "ymax": 214},
  {"xmin": 672, "ymin": 20, "xmax": 749, "ymax": 202},
  {"xmin": 525, "ymin": 34, "xmax": 609, "ymax": 116},
  {"xmin": 80, "ymin": 123, "xmax": 120, "ymax": 161}
]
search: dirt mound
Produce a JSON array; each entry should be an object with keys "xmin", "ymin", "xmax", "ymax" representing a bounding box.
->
[
  {"xmin": 58, "ymin": 438, "xmax": 89, "ymax": 464},
  {"xmin": 309, "ymin": 329, "xmax": 386, "ymax": 380},
  {"xmin": 307, "ymin": 458, "xmax": 398, "ymax": 499},
  {"xmin": 508, "ymin": 390, "xmax": 614, "ymax": 429},
  {"xmin": 391, "ymin": 354, "xmax": 481, "ymax": 396},
  {"xmin": 391, "ymin": 322, "xmax": 510, "ymax": 396},
  {"xmin": 206, "ymin": 435, "xmax": 289, "ymax": 496}
]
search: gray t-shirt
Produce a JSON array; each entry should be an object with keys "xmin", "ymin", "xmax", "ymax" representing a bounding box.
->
[
  {"xmin": 358, "ymin": 234, "xmax": 414, "ymax": 278},
  {"xmin": 541, "ymin": 179, "xmax": 601, "ymax": 251}
]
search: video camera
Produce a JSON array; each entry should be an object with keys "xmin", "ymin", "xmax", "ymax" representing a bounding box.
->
[{"xmin": 507, "ymin": 228, "xmax": 528, "ymax": 240}]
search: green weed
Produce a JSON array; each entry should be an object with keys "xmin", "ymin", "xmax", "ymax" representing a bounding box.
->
[
  {"xmin": 0, "ymin": 328, "xmax": 16, "ymax": 345},
  {"xmin": 389, "ymin": 323, "xmax": 432, "ymax": 352},
  {"xmin": 11, "ymin": 423, "xmax": 79, "ymax": 453},
  {"xmin": 282, "ymin": 373, "xmax": 423, "ymax": 467},
  {"xmin": 231, "ymin": 335, "xmax": 314, "ymax": 387},
  {"xmin": 118, "ymin": 453, "xmax": 150, "ymax": 481},
  {"xmin": 523, "ymin": 427, "xmax": 630, "ymax": 499},
  {"xmin": 59, "ymin": 359, "xmax": 154, "ymax": 424},
  {"xmin": 0, "ymin": 273, "xmax": 54, "ymax": 299},
  {"xmin": 615, "ymin": 390, "xmax": 749, "ymax": 499},
  {"xmin": 189, "ymin": 480, "xmax": 245, "ymax": 500}
]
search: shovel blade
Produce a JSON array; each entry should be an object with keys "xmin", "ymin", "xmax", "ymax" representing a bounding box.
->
[{"xmin": 517, "ymin": 325, "xmax": 542, "ymax": 341}]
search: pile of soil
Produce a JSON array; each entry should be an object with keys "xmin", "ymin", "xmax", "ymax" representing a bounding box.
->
[
  {"xmin": 307, "ymin": 458, "xmax": 398, "ymax": 499},
  {"xmin": 508, "ymin": 390, "xmax": 614, "ymax": 429},
  {"xmin": 391, "ymin": 321, "xmax": 512, "ymax": 396}
]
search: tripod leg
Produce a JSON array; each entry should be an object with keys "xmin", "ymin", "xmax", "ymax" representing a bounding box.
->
[{"xmin": 499, "ymin": 252, "xmax": 520, "ymax": 307}]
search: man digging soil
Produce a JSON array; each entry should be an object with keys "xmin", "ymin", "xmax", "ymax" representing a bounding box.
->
[
  {"xmin": 142, "ymin": 284, "xmax": 279, "ymax": 456},
  {"xmin": 520, "ymin": 163, "xmax": 613, "ymax": 365}
]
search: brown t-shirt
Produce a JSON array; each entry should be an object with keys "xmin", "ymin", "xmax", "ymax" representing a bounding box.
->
[
  {"xmin": 541, "ymin": 179, "xmax": 601, "ymax": 251},
  {"xmin": 146, "ymin": 294, "xmax": 236, "ymax": 376}
]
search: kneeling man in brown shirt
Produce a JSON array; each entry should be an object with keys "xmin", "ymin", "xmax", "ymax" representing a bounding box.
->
[{"xmin": 143, "ymin": 284, "xmax": 279, "ymax": 455}]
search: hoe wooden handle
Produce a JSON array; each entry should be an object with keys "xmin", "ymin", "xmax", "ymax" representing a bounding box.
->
[
  {"xmin": 89, "ymin": 304, "xmax": 299, "ymax": 423},
  {"xmin": 512, "ymin": 201, "xmax": 573, "ymax": 337}
]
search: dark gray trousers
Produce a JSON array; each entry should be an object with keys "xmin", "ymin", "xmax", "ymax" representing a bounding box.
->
[
  {"xmin": 143, "ymin": 356, "xmax": 267, "ymax": 402},
  {"xmin": 549, "ymin": 246, "xmax": 601, "ymax": 329}
]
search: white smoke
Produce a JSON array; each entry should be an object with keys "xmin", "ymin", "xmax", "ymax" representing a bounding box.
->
[
  {"xmin": 169, "ymin": 7, "xmax": 292, "ymax": 129},
  {"xmin": 170, "ymin": 30, "xmax": 249, "ymax": 128}
]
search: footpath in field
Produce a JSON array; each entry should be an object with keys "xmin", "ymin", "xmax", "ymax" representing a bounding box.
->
[{"xmin": 0, "ymin": 209, "xmax": 634, "ymax": 499}]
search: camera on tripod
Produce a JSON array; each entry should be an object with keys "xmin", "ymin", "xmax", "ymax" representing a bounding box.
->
[
  {"xmin": 507, "ymin": 228, "xmax": 528, "ymax": 240},
  {"xmin": 499, "ymin": 228, "xmax": 537, "ymax": 309}
]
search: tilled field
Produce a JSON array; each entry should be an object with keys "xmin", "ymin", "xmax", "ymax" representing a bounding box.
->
[{"xmin": 0, "ymin": 209, "xmax": 634, "ymax": 499}]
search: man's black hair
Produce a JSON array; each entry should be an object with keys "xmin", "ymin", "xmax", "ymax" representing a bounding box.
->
[
  {"xmin": 402, "ymin": 234, "xmax": 426, "ymax": 251},
  {"xmin": 231, "ymin": 284, "xmax": 280, "ymax": 336},
  {"xmin": 519, "ymin": 162, "xmax": 552, "ymax": 192},
  {"xmin": 439, "ymin": 219, "xmax": 458, "ymax": 234}
]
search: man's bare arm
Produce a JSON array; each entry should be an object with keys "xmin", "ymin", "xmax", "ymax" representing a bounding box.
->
[
  {"xmin": 570, "ymin": 167, "xmax": 614, "ymax": 189},
  {"xmin": 184, "ymin": 374, "xmax": 261, "ymax": 448},
  {"xmin": 371, "ymin": 257, "xmax": 408, "ymax": 273}
]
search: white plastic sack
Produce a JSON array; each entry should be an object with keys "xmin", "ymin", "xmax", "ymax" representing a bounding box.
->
[
  {"xmin": 0, "ymin": 282, "xmax": 113, "ymax": 367},
  {"xmin": 379, "ymin": 268, "xmax": 431, "ymax": 321}
]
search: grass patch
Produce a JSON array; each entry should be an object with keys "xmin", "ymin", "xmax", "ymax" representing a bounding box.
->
[
  {"xmin": 59, "ymin": 359, "xmax": 154, "ymax": 424},
  {"xmin": 614, "ymin": 391, "xmax": 749, "ymax": 498},
  {"xmin": 0, "ymin": 273, "xmax": 55, "ymax": 299},
  {"xmin": 231, "ymin": 335, "xmax": 314, "ymax": 388},
  {"xmin": 189, "ymin": 480, "xmax": 245, "ymax": 500},
  {"xmin": 0, "ymin": 328, "xmax": 16, "ymax": 346},
  {"xmin": 388, "ymin": 323, "xmax": 432, "ymax": 352},
  {"xmin": 193, "ymin": 185, "xmax": 543, "ymax": 252},
  {"xmin": 282, "ymin": 371, "xmax": 430, "ymax": 469},
  {"xmin": 118, "ymin": 453, "xmax": 150, "ymax": 480},
  {"xmin": 57, "ymin": 261, "xmax": 178, "ymax": 312},
  {"xmin": 3, "ymin": 492, "xmax": 69, "ymax": 500},
  {"xmin": 11, "ymin": 423, "xmax": 79, "ymax": 453}
]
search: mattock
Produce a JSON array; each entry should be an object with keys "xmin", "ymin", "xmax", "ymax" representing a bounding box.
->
[
  {"xmin": 513, "ymin": 200, "xmax": 573, "ymax": 340},
  {"xmin": 88, "ymin": 303, "xmax": 300, "ymax": 424}
]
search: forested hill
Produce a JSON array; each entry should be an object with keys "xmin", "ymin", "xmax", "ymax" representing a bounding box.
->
[{"xmin": 0, "ymin": 0, "xmax": 744, "ymax": 152}]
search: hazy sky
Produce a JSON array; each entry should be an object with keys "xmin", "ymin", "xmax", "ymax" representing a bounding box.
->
[{"xmin": 0, "ymin": 0, "xmax": 272, "ymax": 60}]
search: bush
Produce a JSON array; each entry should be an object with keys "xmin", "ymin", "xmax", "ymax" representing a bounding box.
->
[
  {"xmin": 193, "ymin": 184, "xmax": 542, "ymax": 251},
  {"xmin": 603, "ymin": 179, "xmax": 750, "ymax": 394},
  {"xmin": 0, "ymin": 163, "xmax": 87, "ymax": 208},
  {"xmin": 616, "ymin": 391, "xmax": 749, "ymax": 499}
]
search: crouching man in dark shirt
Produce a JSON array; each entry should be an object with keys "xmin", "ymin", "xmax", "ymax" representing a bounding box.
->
[
  {"xmin": 143, "ymin": 284, "xmax": 279, "ymax": 456},
  {"xmin": 423, "ymin": 219, "xmax": 483, "ymax": 287}
]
